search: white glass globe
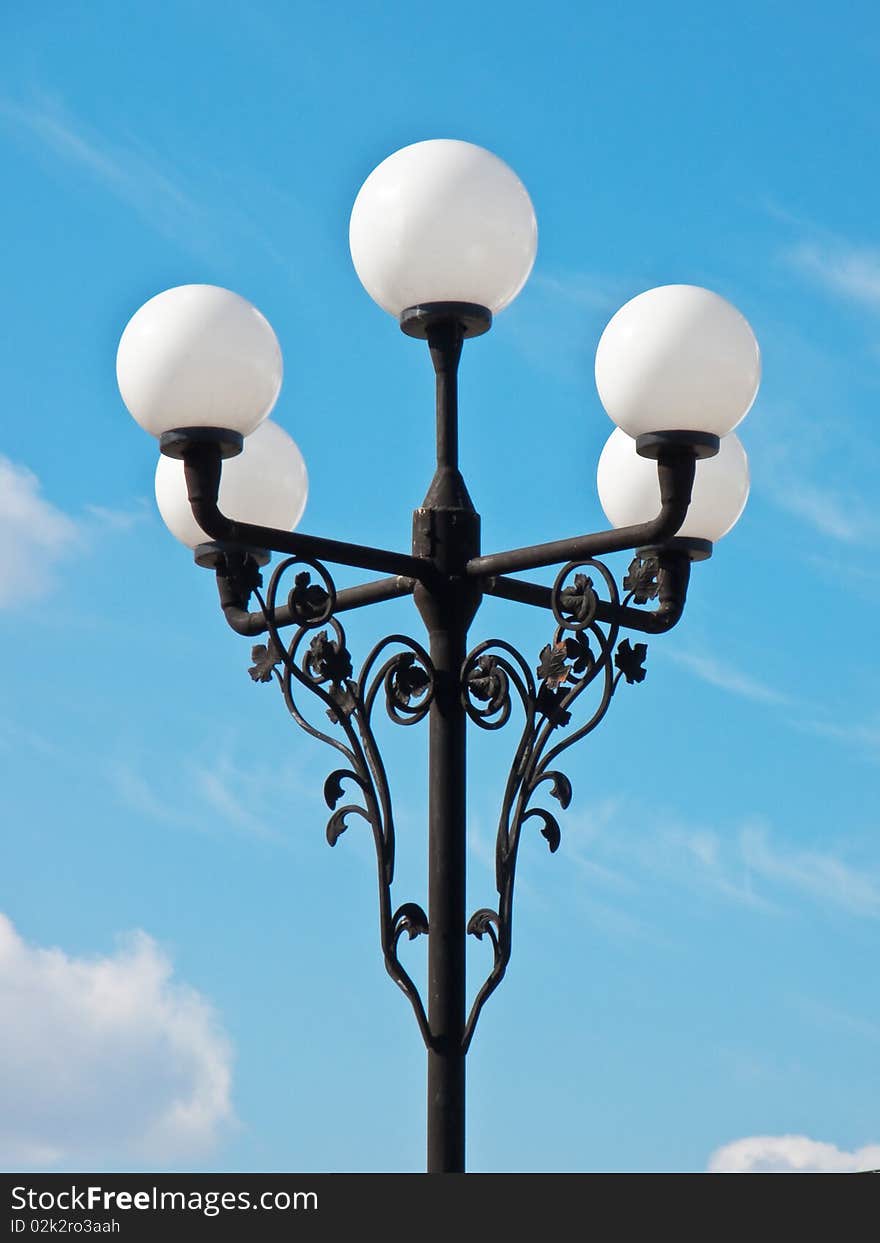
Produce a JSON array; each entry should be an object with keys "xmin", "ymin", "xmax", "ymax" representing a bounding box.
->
[
  {"xmin": 349, "ymin": 139, "xmax": 538, "ymax": 316},
  {"xmin": 155, "ymin": 419, "xmax": 308, "ymax": 549},
  {"xmin": 118, "ymin": 284, "xmax": 283, "ymax": 438},
  {"xmin": 594, "ymin": 285, "xmax": 760, "ymax": 438},
  {"xmin": 597, "ymin": 427, "xmax": 750, "ymax": 543}
]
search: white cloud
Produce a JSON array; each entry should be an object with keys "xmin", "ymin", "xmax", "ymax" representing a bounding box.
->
[
  {"xmin": 0, "ymin": 456, "xmax": 78, "ymax": 607},
  {"xmin": 0, "ymin": 914, "xmax": 233, "ymax": 1168},
  {"xmin": 708, "ymin": 1134, "xmax": 880, "ymax": 1173}
]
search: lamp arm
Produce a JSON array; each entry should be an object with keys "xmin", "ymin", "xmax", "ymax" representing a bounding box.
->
[
  {"xmin": 482, "ymin": 547, "xmax": 692, "ymax": 635},
  {"xmin": 464, "ymin": 452, "xmax": 696, "ymax": 579},
  {"xmin": 180, "ymin": 443, "xmax": 427, "ymax": 580},
  {"xmin": 215, "ymin": 568, "xmax": 417, "ymax": 637}
]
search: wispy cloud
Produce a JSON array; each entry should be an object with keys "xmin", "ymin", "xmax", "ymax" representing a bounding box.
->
[
  {"xmin": 740, "ymin": 823, "xmax": 880, "ymax": 918},
  {"xmin": 529, "ymin": 271, "xmax": 622, "ymax": 314},
  {"xmin": 565, "ymin": 800, "xmax": 880, "ymax": 924},
  {"xmin": 794, "ymin": 995, "xmax": 880, "ymax": 1044},
  {"xmin": 0, "ymin": 93, "xmax": 202, "ymax": 241},
  {"xmin": 792, "ymin": 716, "xmax": 880, "ymax": 759},
  {"xmin": 806, "ymin": 552, "xmax": 880, "ymax": 597},
  {"xmin": 749, "ymin": 218, "xmax": 880, "ymax": 545},
  {"xmin": 565, "ymin": 805, "xmax": 771, "ymax": 918},
  {"xmin": 0, "ymin": 456, "xmax": 78, "ymax": 607},
  {"xmin": 0, "ymin": 718, "xmax": 60, "ymax": 758},
  {"xmin": 0, "ymin": 92, "xmax": 309, "ymax": 272},
  {"xmin": 111, "ymin": 747, "xmax": 321, "ymax": 845},
  {"xmin": 190, "ymin": 761, "xmax": 282, "ymax": 843},
  {"xmin": 668, "ymin": 649, "xmax": 791, "ymax": 706},
  {"xmin": 770, "ymin": 478, "xmax": 878, "ymax": 543},
  {"xmin": 499, "ymin": 268, "xmax": 626, "ymax": 383},
  {"xmin": 708, "ymin": 1133, "xmax": 880, "ymax": 1173},
  {"xmin": 788, "ymin": 240, "xmax": 880, "ymax": 311},
  {"xmin": 84, "ymin": 502, "xmax": 152, "ymax": 534},
  {"xmin": 747, "ymin": 391, "xmax": 880, "ymax": 546},
  {"xmin": 111, "ymin": 762, "xmax": 193, "ymax": 831},
  {"xmin": 665, "ymin": 647, "xmax": 880, "ymax": 764}
]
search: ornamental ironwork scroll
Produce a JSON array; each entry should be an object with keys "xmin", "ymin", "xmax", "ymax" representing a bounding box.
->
[
  {"xmin": 244, "ymin": 553, "xmax": 435, "ymax": 1047},
  {"xmin": 226, "ymin": 550, "xmax": 659, "ymax": 1053},
  {"xmin": 461, "ymin": 557, "xmax": 651, "ymax": 1050}
]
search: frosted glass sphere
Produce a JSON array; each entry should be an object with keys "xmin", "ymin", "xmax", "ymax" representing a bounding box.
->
[
  {"xmin": 349, "ymin": 139, "xmax": 537, "ymax": 316},
  {"xmin": 597, "ymin": 427, "xmax": 750, "ymax": 543},
  {"xmin": 595, "ymin": 285, "xmax": 760, "ymax": 438},
  {"xmin": 118, "ymin": 284, "xmax": 283, "ymax": 437},
  {"xmin": 155, "ymin": 420, "xmax": 308, "ymax": 549}
]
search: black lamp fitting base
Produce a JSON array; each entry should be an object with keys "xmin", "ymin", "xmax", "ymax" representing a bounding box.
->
[
  {"xmin": 194, "ymin": 541, "xmax": 270, "ymax": 569},
  {"xmin": 636, "ymin": 431, "xmax": 720, "ymax": 460},
  {"xmin": 159, "ymin": 427, "xmax": 245, "ymax": 460},
  {"xmin": 638, "ymin": 537, "xmax": 713, "ymax": 563},
  {"xmin": 399, "ymin": 302, "xmax": 492, "ymax": 340}
]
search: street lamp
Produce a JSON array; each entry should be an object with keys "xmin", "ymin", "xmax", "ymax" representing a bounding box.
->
[{"xmin": 117, "ymin": 138, "xmax": 759, "ymax": 1173}]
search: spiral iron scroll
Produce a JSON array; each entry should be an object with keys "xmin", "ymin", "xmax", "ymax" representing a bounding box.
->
[
  {"xmin": 461, "ymin": 557, "xmax": 652, "ymax": 1051},
  {"xmin": 245, "ymin": 555, "xmax": 436, "ymax": 1047}
]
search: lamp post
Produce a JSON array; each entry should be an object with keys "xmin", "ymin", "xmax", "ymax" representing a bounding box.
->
[{"xmin": 117, "ymin": 139, "xmax": 759, "ymax": 1174}]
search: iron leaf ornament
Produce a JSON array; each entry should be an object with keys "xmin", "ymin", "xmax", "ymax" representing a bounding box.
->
[
  {"xmin": 466, "ymin": 654, "xmax": 505, "ymax": 705},
  {"xmin": 557, "ymin": 571, "xmax": 598, "ymax": 627},
  {"xmin": 289, "ymin": 570, "xmax": 330, "ymax": 622},
  {"xmin": 623, "ymin": 554, "xmax": 660, "ymax": 605},
  {"xmin": 306, "ymin": 629, "xmax": 354, "ymax": 685},
  {"xmin": 614, "ymin": 638, "xmax": 648, "ymax": 684},
  {"xmin": 537, "ymin": 640, "xmax": 570, "ymax": 688},
  {"xmin": 248, "ymin": 638, "xmax": 283, "ymax": 683},
  {"xmin": 535, "ymin": 683, "xmax": 573, "ymax": 728},
  {"xmin": 222, "ymin": 549, "xmax": 264, "ymax": 611},
  {"xmin": 390, "ymin": 651, "xmax": 431, "ymax": 705}
]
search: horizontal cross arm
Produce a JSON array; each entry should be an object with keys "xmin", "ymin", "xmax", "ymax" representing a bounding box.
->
[
  {"xmin": 465, "ymin": 453, "xmax": 696, "ymax": 579},
  {"xmin": 216, "ymin": 572, "xmax": 417, "ymax": 637},
  {"xmin": 182, "ymin": 444, "xmax": 426, "ymax": 580},
  {"xmin": 482, "ymin": 548, "xmax": 692, "ymax": 635}
]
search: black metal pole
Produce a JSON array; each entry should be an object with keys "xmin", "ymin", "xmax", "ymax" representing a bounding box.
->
[
  {"xmin": 412, "ymin": 315, "xmax": 482, "ymax": 1172},
  {"xmin": 424, "ymin": 608, "xmax": 468, "ymax": 1172}
]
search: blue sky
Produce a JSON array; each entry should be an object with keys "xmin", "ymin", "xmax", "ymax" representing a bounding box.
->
[{"xmin": 1, "ymin": 0, "xmax": 879, "ymax": 1174}]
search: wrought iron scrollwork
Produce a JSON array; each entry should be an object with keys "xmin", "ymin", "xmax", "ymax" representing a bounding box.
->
[
  {"xmin": 246, "ymin": 554, "xmax": 436, "ymax": 1047},
  {"xmin": 461, "ymin": 556, "xmax": 650, "ymax": 1051},
  {"xmin": 233, "ymin": 546, "xmax": 668, "ymax": 1056}
]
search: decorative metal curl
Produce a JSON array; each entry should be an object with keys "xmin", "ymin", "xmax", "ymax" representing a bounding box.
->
[
  {"xmin": 462, "ymin": 557, "xmax": 646, "ymax": 1052},
  {"xmin": 248, "ymin": 554, "xmax": 436, "ymax": 1048}
]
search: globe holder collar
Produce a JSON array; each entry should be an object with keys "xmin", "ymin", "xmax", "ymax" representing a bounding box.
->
[
  {"xmin": 194, "ymin": 539, "xmax": 271, "ymax": 569},
  {"xmin": 636, "ymin": 430, "xmax": 720, "ymax": 460},
  {"xmin": 399, "ymin": 302, "xmax": 492, "ymax": 340},
  {"xmin": 159, "ymin": 426, "xmax": 245, "ymax": 460},
  {"xmin": 638, "ymin": 536, "xmax": 713, "ymax": 563}
]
